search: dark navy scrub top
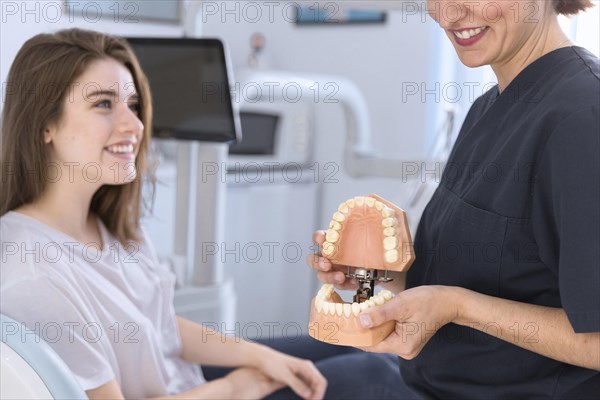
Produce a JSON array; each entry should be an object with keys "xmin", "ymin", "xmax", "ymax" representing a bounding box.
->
[{"xmin": 403, "ymin": 47, "xmax": 600, "ymax": 399}]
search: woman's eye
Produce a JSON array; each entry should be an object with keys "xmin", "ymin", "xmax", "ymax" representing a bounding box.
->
[
  {"xmin": 96, "ymin": 100, "xmax": 111, "ymax": 109},
  {"xmin": 128, "ymin": 102, "xmax": 140, "ymax": 115}
]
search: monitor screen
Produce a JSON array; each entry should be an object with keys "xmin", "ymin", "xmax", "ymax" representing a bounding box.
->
[
  {"xmin": 126, "ymin": 38, "xmax": 239, "ymax": 143},
  {"xmin": 229, "ymin": 112, "xmax": 279, "ymax": 155}
]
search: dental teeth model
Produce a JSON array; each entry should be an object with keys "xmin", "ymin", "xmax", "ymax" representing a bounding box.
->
[{"xmin": 309, "ymin": 194, "xmax": 415, "ymax": 347}]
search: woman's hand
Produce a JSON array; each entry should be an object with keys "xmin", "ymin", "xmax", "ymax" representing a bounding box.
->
[
  {"xmin": 253, "ymin": 346, "xmax": 327, "ymax": 400},
  {"xmin": 224, "ymin": 367, "xmax": 284, "ymax": 399},
  {"xmin": 306, "ymin": 230, "xmax": 359, "ymax": 291},
  {"xmin": 357, "ymin": 285, "xmax": 460, "ymax": 359}
]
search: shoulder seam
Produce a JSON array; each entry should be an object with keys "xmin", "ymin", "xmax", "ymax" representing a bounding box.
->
[{"xmin": 571, "ymin": 47, "xmax": 600, "ymax": 82}]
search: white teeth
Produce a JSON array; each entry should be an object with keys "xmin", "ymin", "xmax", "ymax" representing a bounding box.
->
[
  {"xmin": 381, "ymin": 207, "xmax": 395, "ymax": 218},
  {"xmin": 329, "ymin": 221, "xmax": 342, "ymax": 230},
  {"xmin": 343, "ymin": 303, "xmax": 352, "ymax": 318},
  {"xmin": 374, "ymin": 201, "xmax": 384, "ymax": 211},
  {"xmin": 326, "ymin": 229, "xmax": 340, "ymax": 243},
  {"xmin": 317, "ymin": 287, "xmax": 395, "ymax": 316},
  {"xmin": 385, "ymin": 249, "xmax": 400, "ymax": 263},
  {"xmin": 316, "ymin": 299, "xmax": 324, "ymax": 312},
  {"xmin": 338, "ymin": 203, "xmax": 349, "ymax": 213},
  {"xmin": 454, "ymin": 26, "xmax": 485, "ymax": 40},
  {"xmin": 107, "ymin": 144, "xmax": 134, "ymax": 154},
  {"xmin": 318, "ymin": 284, "xmax": 332, "ymax": 297},
  {"xmin": 317, "ymin": 286, "xmax": 332, "ymax": 301},
  {"xmin": 365, "ymin": 197, "xmax": 376, "ymax": 207},
  {"xmin": 381, "ymin": 290, "xmax": 393, "ymax": 301},
  {"xmin": 333, "ymin": 211, "xmax": 346, "ymax": 222},
  {"xmin": 354, "ymin": 196, "xmax": 365, "ymax": 206},
  {"xmin": 329, "ymin": 303, "xmax": 337, "ymax": 316},
  {"xmin": 383, "ymin": 236, "xmax": 398, "ymax": 250},
  {"xmin": 345, "ymin": 199, "xmax": 356, "ymax": 208},
  {"xmin": 328, "ymin": 302, "xmax": 335, "ymax": 315},
  {"xmin": 322, "ymin": 242, "xmax": 336, "ymax": 256},
  {"xmin": 382, "ymin": 218, "xmax": 397, "ymax": 228},
  {"xmin": 383, "ymin": 227, "xmax": 396, "ymax": 237}
]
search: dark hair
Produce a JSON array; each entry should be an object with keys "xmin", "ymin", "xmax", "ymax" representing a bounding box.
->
[
  {"xmin": 0, "ymin": 28, "xmax": 155, "ymax": 245},
  {"xmin": 553, "ymin": 0, "xmax": 595, "ymax": 15}
]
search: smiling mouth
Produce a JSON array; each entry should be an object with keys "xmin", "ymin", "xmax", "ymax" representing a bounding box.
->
[
  {"xmin": 105, "ymin": 144, "xmax": 134, "ymax": 155},
  {"xmin": 452, "ymin": 26, "xmax": 488, "ymax": 40}
]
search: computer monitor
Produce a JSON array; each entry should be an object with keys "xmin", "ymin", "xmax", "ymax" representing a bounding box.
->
[{"xmin": 126, "ymin": 37, "xmax": 240, "ymax": 143}]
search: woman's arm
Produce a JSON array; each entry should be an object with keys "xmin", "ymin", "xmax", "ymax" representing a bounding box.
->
[
  {"xmin": 176, "ymin": 316, "xmax": 265, "ymax": 368},
  {"xmin": 359, "ymin": 286, "xmax": 600, "ymax": 371},
  {"xmin": 176, "ymin": 317, "xmax": 327, "ymax": 399},
  {"xmin": 86, "ymin": 368, "xmax": 283, "ymax": 400},
  {"xmin": 86, "ymin": 378, "xmax": 234, "ymax": 400}
]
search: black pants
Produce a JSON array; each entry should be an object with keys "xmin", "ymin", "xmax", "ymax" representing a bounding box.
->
[{"xmin": 202, "ymin": 336, "xmax": 420, "ymax": 399}]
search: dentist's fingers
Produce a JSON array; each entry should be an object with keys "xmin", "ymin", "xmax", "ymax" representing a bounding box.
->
[
  {"xmin": 312, "ymin": 230, "xmax": 326, "ymax": 245},
  {"xmin": 308, "ymin": 230, "xmax": 358, "ymax": 290},
  {"xmin": 357, "ymin": 299, "xmax": 399, "ymax": 330},
  {"xmin": 307, "ymin": 230, "xmax": 331, "ymax": 272},
  {"xmin": 306, "ymin": 252, "xmax": 333, "ymax": 271}
]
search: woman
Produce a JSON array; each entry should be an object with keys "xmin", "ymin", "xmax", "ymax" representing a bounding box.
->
[
  {"xmin": 0, "ymin": 29, "xmax": 328, "ymax": 400},
  {"xmin": 309, "ymin": 0, "xmax": 599, "ymax": 398},
  {"xmin": 1, "ymin": 28, "xmax": 409, "ymax": 400}
]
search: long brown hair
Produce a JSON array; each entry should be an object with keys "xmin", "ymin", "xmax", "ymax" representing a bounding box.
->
[
  {"xmin": 0, "ymin": 28, "xmax": 155, "ymax": 245},
  {"xmin": 553, "ymin": 0, "xmax": 595, "ymax": 15}
]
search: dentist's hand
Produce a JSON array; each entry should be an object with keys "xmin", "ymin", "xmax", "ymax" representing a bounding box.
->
[
  {"xmin": 307, "ymin": 230, "xmax": 359, "ymax": 291},
  {"xmin": 357, "ymin": 285, "xmax": 460, "ymax": 359}
]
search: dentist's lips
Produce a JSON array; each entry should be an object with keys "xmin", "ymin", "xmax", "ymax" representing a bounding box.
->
[{"xmin": 451, "ymin": 26, "xmax": 488, "ymax": 46}]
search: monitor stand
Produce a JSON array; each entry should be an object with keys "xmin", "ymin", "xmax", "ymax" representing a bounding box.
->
[{"xmin": 172, "ymin": 141, "xmax": 236, "ymax": 327}]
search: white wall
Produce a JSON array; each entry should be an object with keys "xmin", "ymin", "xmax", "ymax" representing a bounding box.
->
[
  {"xmin": 201, "ymin": 5, "xmax": 441, "ymax": 160},
  {"xmin": 0, "ymin": 0, "xmax": 185, "ymax": 116}
]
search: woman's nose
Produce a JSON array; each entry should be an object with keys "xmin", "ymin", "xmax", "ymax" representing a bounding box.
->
[{"xmin": 117, "ymin": 104, "xmax": 144, "ymax": 135}]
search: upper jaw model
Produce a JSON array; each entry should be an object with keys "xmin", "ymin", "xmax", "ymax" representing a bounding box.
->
[{"xmin": 309, "ymin": 194, "xmax": 415, "ymax": 347}]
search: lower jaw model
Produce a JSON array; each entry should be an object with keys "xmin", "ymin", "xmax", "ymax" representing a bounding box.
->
[{"xmin": 309, "ymin": 194, "xmax": 415, "ymax": 347}]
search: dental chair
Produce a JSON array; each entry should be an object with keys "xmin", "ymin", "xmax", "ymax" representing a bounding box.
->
[{"xmin": 1, "ymin": 314, "xmax": 88, "ymax": 399}]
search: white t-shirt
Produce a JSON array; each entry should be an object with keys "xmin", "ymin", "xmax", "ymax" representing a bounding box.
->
[{"xmin": 0, "ymin": 211, "xmax": 205, "ymax": 398}]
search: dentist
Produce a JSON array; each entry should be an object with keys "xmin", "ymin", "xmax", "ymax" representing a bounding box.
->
[{"xmin": 309, "ymin": 0, "xmax": 599, "ymax": 398}]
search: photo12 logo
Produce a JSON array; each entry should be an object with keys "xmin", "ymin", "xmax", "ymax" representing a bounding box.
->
[{"xmin": 1, "ymin": 1, "xmax": 140, "ymax": 24}]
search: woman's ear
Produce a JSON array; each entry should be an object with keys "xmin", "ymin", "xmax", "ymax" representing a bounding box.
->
[{"xmin": 44, "ymin": 125, "xmax": 55, "ymax": 144}]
